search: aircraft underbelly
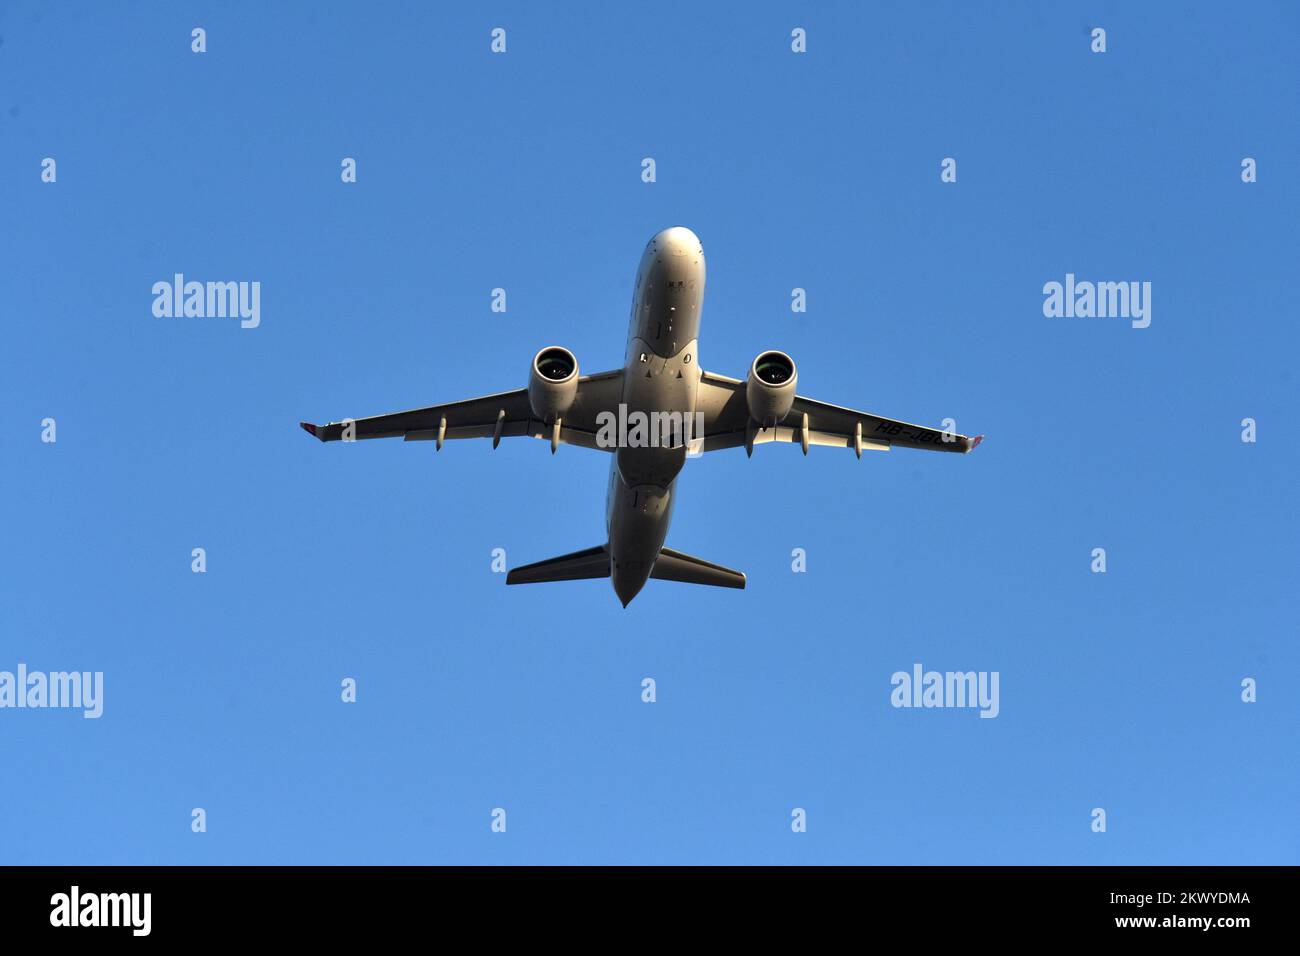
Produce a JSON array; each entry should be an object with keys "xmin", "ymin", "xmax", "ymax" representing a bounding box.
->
[
  {"xmin": 608, "ymin": 479, "xmax": 676, "ymax": 606},
  {"xmin": 607, "ymin": 225, "xmax": 707, "ymax": 604}
]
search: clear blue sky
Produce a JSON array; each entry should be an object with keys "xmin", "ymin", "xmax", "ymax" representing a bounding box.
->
[{"xmin": 3, "ymin": 1, "xmax": 1297, "ymax": 865}]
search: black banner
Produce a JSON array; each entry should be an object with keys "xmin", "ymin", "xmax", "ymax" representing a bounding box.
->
[{"xmin": 0, "ymin": 866, "xmax": 1288, "ymax": 940}]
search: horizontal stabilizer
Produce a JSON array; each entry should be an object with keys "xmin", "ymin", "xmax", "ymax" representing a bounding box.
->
[
  {"xmin": 506, "ymin": 545, "xmax": 610, "ymax": 585},
  {"xmin": 650, "ymin": 547, "xmax": 746, "ymax": 590}
]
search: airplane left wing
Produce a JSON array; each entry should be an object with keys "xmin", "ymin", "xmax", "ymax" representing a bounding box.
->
[
  {"xmin": 695, "ymin": 371, "xmax": 983, "ymax": 456},
  {"xmin": 300, "ymin": 370, "xmax": 624, "ymax": 453}
]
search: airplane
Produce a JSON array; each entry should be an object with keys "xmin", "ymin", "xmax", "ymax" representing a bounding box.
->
[{"xmin": 301, "ymin": 226, "xmax": 982, "ymax": 606}]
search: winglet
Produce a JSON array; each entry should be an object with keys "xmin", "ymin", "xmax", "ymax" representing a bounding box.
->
[
  {"xmin": 300, "ymin": 421, "xmax": 322, "ymax": 441},
  {"xmin": 967, "ymin": 434, "xmax": 985, "ymax": 452}
]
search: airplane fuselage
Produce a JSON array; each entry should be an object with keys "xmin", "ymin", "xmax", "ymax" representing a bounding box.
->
[{"xmin": 605, "ymin": 227, "xmax": 706, "ymax": 605}]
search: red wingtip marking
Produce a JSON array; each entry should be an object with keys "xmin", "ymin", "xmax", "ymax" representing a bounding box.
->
[
  {"xmin": 300, "ymin": 422, "xmax": 318, "ymax": 437},
  {"xmin": 969, "ymin": 434, "xmax": 984, "ymax": 450}
]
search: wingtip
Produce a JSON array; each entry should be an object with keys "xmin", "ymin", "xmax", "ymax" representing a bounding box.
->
[
  {"xmin": 967, "ymin": 434, "xmax": 985, "ymax": 452},
  {"xmin": 300, "ymin": 421, "xmax": 321, "ymax": 440}
]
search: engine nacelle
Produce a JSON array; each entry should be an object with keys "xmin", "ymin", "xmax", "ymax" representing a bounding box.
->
[
  {"xmin": 528, "ymin": 346, "xmax": 579, "ymax": 422},
  {"xmin": 746, "ymin": 350, "xmax": 797, "ymax": 427}
]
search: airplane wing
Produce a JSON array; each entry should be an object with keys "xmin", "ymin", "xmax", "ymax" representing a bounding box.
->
[
  {"xmin": 694, "ymin": 371, "xmax": 983, "ymax": 456},
  {"xmin": 300, "ymin": 370, "xmax": 624, "ymax": 453}
]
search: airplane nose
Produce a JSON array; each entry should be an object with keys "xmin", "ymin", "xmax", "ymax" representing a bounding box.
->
[{"xmin": 651, "ymin": 226, "xmax": 701, "ymax": 257}]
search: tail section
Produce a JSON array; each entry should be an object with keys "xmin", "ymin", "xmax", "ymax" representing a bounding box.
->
[
  {"xmin": 505, "ymin": 544, "xmax": 745, "ymax": 595},
  {"xmin": 509, "ymin": 546, "xmax": 754, "ymax": 590},
  {"xmin": 649, "ymin": 547, "xmax": 746, "ymax": 590},
  {"xmin": 505, "ymin": 545, "xmax": 610, "ymax": 585}
]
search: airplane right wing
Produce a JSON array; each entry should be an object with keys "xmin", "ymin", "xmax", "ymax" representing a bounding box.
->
[
  {"xmin": 300, "ymin": 370, "xmax": 625, "ymax": 453},
  {"xmin": 694, "ymin": 371, "xmax": 983, "ymax": 456}
]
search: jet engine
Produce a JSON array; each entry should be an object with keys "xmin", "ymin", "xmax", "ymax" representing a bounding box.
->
[
  {"xmin": 745, "ymin": 350, "xmax": 797, "ymax": 427},
  {"xmin": 528, "ymin": 345, "xmax": 579, "ymax": 422}
]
